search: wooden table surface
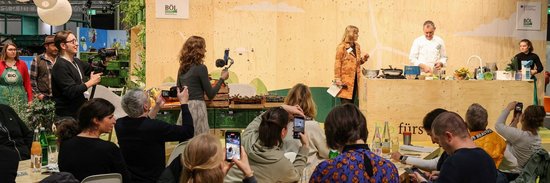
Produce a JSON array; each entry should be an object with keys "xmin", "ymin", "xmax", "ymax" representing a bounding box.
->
[{"xmin": 15, "ymin": 160, "xmax": 50, "ymax": 183}]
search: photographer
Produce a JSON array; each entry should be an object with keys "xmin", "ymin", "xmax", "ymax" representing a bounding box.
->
[
  {"xmin": 176, "ymin": 36, "xmax": 229, "ymax": 135},
  {"xmin": 116, "ymin": 87, "xmax": 194, "ymax": 183},
  {"xmin": 52, "ymin": 30, "xmax": 102, "ymax": 119}
]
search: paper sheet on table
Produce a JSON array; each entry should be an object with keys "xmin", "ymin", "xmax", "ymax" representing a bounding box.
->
[
  {"xmin": 327, "ymin": 84, "xmax": 341, "ymax": 97},
  {"xmin": 400, "ymin": 145, "xmax": 436, "ymax": 153}
]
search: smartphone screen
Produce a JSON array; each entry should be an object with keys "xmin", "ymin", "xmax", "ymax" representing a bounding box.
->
[
  {"xmin": 225, "ymin": 131, "xmax": 241, "ymax": 162},
  {"xmin": 224, "ymin": 49, "xmax": 230, "ymax": 62},
  {"xmin": 515, "ymin": 102, "xmax": 523, "ymax": 113},
  {"xmin": 293, "ymin": 117, "xmax": 305, "ymax": 139}
]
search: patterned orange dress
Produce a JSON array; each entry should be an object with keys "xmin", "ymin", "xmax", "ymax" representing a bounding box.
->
[{"xmin": 334, "ymin": 42, "xmax": 365, "ymax": 100}]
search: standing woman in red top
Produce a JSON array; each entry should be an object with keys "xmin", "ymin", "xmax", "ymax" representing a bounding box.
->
[
  {"xmin": 0, "ymin": 43, "xmax": 32, "ymax": 105},
  {"xmin": 334, "ymin": 25, "xmax": 369, "ymax": 105}
]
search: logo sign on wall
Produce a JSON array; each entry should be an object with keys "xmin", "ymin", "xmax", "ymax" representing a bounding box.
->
[
  {"xmin": 156, "ymin": 0, "xmax": 189, "ymax": 19},
  {"xmin": 516, "ymin": 2, "xmax": 541, "ymax": 30}
]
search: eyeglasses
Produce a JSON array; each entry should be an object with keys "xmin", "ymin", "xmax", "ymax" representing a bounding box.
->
[{"xmin": 64, "ymin": 39, "xmax": 77, "ymax": 44}]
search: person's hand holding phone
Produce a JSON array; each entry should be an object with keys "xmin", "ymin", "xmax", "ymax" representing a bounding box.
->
[
  {"xmin": 177, "ymin": 86, "xmax": 189, "ymax": 104},
  {"xmin": 298, "ymin": 132, "xmax": 309, "ymax": 148},
  {"xmin": 505, "ymin": 101, "xmax": 518, "ymax": 112},
  {"xmin": 233, "ymin": 146, "xmax": 253, "ymax": 178}
]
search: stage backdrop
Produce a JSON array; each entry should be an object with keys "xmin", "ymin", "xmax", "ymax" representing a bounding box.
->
[{"xmin": 145, "ymin": 0, "xmax": 549, "ymax": 141}]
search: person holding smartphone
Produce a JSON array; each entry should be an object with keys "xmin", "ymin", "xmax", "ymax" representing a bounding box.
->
[
  {"xmin": 176, "ymin": 36, "xmax": 229, "ymax": 136},
  {"xmin": 282, "ymin": 83, "xmax": 330, "ymax": 182},
  {"xmin": 115, "ymin": 87, "xmax": 194, "ymax": 183},
  {"xmin": 225, "ymin": 105, "xmax": 309, "ymax": 183},
  {"xmin": 495, "ymin": 101, "xmax": 545, "ymax": 181}
]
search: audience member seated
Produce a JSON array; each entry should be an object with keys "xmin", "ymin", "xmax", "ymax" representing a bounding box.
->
[
  {"xmin": 0, "ymin": 104, "xmax": 33, "ymax": 183},
  {"xmin": 310, "ymin": 104, "xmax": 399, "ymax": 182},
  {"xmin": 391, "ymin": 108, "xmax": 448, "ymax": 172},
  {"xmin": 57, "ymin": 98, "xmax": 131, "ymax": 182},
  {"xmin": 465, "ymin": 103, "xmax": 506, "ymax": 167},
  {"xmin": 410, "ymin": 112, "xmax": 497, "ymax": 183},
  {"xmin": 225, "ymin": 105, "xmax": 309, "ymax": 182},
  {"xmin": 281, "ymin": 83, "xmax": 329, "ymax": 181},
  {"xmin": 495, "ymin": 101, "xmax": 545, "ymax": 181},
  {"xmin": 116, "ymin": 87, "xmax": 194, "ymax": 183},
  {"xmin": 175, "ymin": 134, "xmax": 257, "ymax": 183}
]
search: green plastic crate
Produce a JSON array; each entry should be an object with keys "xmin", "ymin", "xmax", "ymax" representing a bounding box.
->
[
  {"xmin": 232, "ymin": 110, "xmax": 249, "ymax": 128},
  {"xmin": 215, "ymin": 109, "xmax": 235, "ymax": 128},
  {"xmin": 207, "ymin": 108, "xmax": 216, "ymax": 128}
]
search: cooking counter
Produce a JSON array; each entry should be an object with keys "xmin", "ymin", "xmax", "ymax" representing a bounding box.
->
[{"xmin": 358, "ymin": 79, "xmax": 544, "ymax": 141}]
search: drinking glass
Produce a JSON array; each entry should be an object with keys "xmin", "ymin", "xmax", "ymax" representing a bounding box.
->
[{"xmin": 48, "ymin": 145, "xmax": 58, "ymax": 165}]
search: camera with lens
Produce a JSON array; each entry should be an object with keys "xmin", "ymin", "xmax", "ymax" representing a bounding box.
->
[
  {"xmin": 161, "ymin": 86, "xmax": 179, "ymax": 98},
  {"xmin": 87, "ymin": 48, "xmax": 118, "ymax": 74}
]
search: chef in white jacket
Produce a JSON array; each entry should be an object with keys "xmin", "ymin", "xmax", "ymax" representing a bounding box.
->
[{"xmin": 409, "ymin": 20, "xmax": 448, "ymax": 74}]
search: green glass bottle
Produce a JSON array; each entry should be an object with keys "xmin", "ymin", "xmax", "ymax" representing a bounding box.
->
[{"xmin": 39, "ymin": 127, "xmax": 49, "ymax": 166}]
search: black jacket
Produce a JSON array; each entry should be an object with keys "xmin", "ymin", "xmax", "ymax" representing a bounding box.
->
[
  {"xmin": 0, "ymin": 104, "xmax": 33, "ymax": 160},
  {"xmin": 0, "ymin": 104, "xmax": 33, "ymax": 183},
  {"xmin": 51, "ymin": 57, "xmax": 91, "ymax": 118}
]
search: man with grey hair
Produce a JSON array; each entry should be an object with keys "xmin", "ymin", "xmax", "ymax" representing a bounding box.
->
[
  {"xmin": 409, "ymin": 20, "xmax": 447, "ymax": 74},
  {"xmin": 411, "ymin": 112, "xmax": 497, "ymax": 183},
  {"xmin": 465, "ymin": 103, "xmax": 506, "ymax": 168},
  {"xmin": 115, "ymin": 86, "xmax": 194, "ymax": 183}
]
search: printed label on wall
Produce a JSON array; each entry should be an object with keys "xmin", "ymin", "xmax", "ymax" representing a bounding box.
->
[
  {"xmin": 156, "ymin": 0, "xmax": 189, "ymax": 19},
  {"xmin": 516, "ymin": 2, "xmax": 541, "ymax": 30}
]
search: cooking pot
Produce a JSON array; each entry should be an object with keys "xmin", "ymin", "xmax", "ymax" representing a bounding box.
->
[
  {"xmin": 362, "ymin": 68, "xmax": 380, "ymax": 78},
  {"xmin": 381, "ymin": 65, "xmax": 403, "ymax": 76}
]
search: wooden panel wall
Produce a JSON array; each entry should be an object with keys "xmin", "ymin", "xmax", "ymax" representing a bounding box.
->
[{"xmin": 145, "ymin": 0, "xmax": 547, "ymax": 91}]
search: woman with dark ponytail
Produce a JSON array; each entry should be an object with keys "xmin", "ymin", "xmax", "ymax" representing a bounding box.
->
[
  {"xmin": 225, "ymin": 105, "xmax": 309, "ymax": 182},
  {"xmin": 57, "ymin": 98, "xmax": 131, "ymax": 182}
]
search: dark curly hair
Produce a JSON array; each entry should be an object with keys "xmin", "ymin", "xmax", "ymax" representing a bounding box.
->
[
  {"xmin": 324, "ymin": 104, "xmax": 367, "ymax": 150},
  {"xmin": 522, "ymin": 105, "xmax": 545, "ymax": 134},
  {"xmin": 178, "ymin": 36, "xmax": 206, "ymax": 75},
  {"xmin": 55, "ymin": 118, "xmax": 79, "ymax": 143}
]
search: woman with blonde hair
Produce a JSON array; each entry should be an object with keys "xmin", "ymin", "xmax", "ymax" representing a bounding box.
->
[
  {"xmin": 179, "ymin": 134, "xmax": 256, "ymax": 183},
  {"xmin": 282, "ymin": 83, "xmax": 329, "ymax": 182},
  {"xmin": 176, "ymin": 36, "xmax": 229, "ymax": 135},
  {"xmin": 334, "ymin": 25, "xmax": 369, "ymax": 104}
]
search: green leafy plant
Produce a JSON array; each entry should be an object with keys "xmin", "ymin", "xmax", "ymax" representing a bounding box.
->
[
  {"xmin": 506, "ymin": 56, "xmax": 519, "ymax": 71},
  {"xmin": 27, "ymin": 98, "xmax": 56, "ymax": 132},
  {"xmin": 120, "ymin": 0, "xmax": 146, "ymax": 87}
]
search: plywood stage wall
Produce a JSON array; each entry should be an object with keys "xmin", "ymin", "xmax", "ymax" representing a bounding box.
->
[
  {"xmin": 145, "ymin": 0, "xmax": 547, "ymax": 91},
  {"xmin": 145, "ymin": 0, "xmax": 549, "ymax": 144}
]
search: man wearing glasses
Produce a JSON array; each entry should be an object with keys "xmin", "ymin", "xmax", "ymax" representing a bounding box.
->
[{"xmin": 51, "ymin": 30, "xmax": 102, "ymax": 119}]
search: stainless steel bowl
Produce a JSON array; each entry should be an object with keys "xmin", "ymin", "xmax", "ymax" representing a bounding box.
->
[{"xmin": 362, "ymin": 69, "xmax": 380, "ymax": 78}]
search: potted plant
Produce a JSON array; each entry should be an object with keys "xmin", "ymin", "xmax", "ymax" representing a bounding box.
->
[
  {"xmin": 497, "ymin": 57, "xmax": 518, "ymax": 80},
  {"xmin": 27, "ymin": 97, "xmax": 56, "ymax": 133},
  {"xmin": 454, "ymin": 67, "xmax": 471, "ymax": 80}
]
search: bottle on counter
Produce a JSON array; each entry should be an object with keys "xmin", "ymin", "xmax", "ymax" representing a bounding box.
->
[
  {"xmin": 39, "ymin": 127, "xmax": 49, "ymax": 166},
  {"xmin": 381, "ymin": 121, "xmax": 391, "ymax": 154},
  {"xmin": 31, "ymin": 129, "xmax": 42, "ymax": 172},
  {"xmin": 371, "ymin": 124, "xmax": 382, "ymax": 155}
]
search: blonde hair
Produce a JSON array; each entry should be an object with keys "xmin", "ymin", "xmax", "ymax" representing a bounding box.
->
[
  {"xmin": 284, "ymin": 83, "xmax": 317, "ymax": 119},
  {"xmin": 340, "ymin": 25, "xmax": 358, "ymax": 43},
  {"xmin": 180, "ymin": 134, "xmax": 225, "ymax": 183}
]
